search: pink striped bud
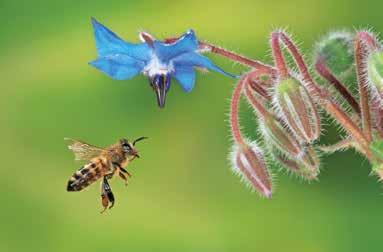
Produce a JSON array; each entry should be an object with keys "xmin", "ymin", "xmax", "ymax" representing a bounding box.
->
[
  {"xmin": 260, "ymin": 116, "xmax": 302, "ymax": 158},
  {"xmin": 230, "ymin": 142, "xmax": 272, "ymax": 198},
  {"xmin": 272, "ymin": 146, "xmax": 319, "ymax": 180},
  {"xmin": 274, "ymin": 77, "xmax": 320, "ymax": 143}
]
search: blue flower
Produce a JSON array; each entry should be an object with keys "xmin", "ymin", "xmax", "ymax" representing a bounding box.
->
[{"xmin": 89, "ymin": 18, "xmax": 236, "ymax": 107}]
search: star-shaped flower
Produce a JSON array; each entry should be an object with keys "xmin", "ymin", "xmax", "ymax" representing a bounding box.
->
[{"xmin": 89, "ymin": 18, "xmax": 236, "ymax": 107}]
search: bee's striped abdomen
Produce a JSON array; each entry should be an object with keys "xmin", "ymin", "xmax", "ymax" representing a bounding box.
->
[{"xmin": 67, "ymin": 159, "xmax": 106, "ymax": 191}]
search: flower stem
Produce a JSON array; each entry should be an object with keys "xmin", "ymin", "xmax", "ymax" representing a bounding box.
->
[
  {"xmin": 244, "ymin": 76, "xmax": 269, "ymax": 118},
  {"xmin": 354, "ymin": 32, "xmax": 375, "ymax": 142},
  {"xmin": 270, "ymin": 32, "xmax": 289, "ymax": 79},
  {"xmin": 164, "ymin": 36, "xmax": 276, "ymax": 73},
  {"xmin": 248, "ymin": 78, "xmax": 272, "ymax": 101},
  {"xmin": 322, "ymin": 99, "xmax": 372, "ymax": 158},
  {"xmin": 230, "ymin": 75, "xmax": 247, "ymax": 146},
  {"xmin": 276, "ymin": 32, "xmax": 322, "ymax": 95},
  {"xmin": 315, "ymin": 57, "xmax": 361, "ymax": 116},
  {"xmin": 199, "ymin": 41, "xmax": 276, "ymax": 73}
]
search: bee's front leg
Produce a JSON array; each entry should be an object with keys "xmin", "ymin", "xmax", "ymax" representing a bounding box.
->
[
  {"xmin": 100, "ymin": 177, "xmax": 115, "ymax": 213},
  {"xmin": 113, "ymin": 162, "xmax": 132, "ymax": 186},
  {"xmin": 119, "ymin": 167, "xmax": 132, "ymax": 178},
  {"xmin": 118, "ymin": 171, "xmax": 128, "ymax": 186}
]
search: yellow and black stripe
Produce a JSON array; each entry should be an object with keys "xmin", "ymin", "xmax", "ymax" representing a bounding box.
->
[{"xmin": 67, "ymin": 159, "xmax": 105, "ymax": 191}]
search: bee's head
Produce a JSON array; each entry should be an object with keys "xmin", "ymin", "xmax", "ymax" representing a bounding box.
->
[
  {"xmin": 149, "ymin": 73, "xmax": 171, "ymax": 108},
  {"xmin": 119, "ymin": 137, "xmax": 148, "ymax": 159}
]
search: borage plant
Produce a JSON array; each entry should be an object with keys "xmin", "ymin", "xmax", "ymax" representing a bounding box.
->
[{"xmin": 89, "ymin": 18, "xmax": 383, "ymax": 198}]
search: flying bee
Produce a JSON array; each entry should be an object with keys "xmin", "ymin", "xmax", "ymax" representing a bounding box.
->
[{"xmin": 65, "ymin": 137, "xmax": 147, "ymax": 213}]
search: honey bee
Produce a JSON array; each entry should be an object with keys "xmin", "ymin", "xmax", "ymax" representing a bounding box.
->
[{"xmin": 65, "ymin": 137, "xmax": 147, "ymax": 213}]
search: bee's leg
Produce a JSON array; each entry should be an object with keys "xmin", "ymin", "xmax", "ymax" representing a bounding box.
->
[
  {"xmin": 100, "ymin": 180, "xmax": 109, "ymax": 213},
  {"xmin": 100, "ymin": 177, "xmax": 115, "ymax": 212},
  {"xmin": 105, "ymin": 172, "xmax": 114, "ymax": 179},
  {"xmin": 113, "ymin": 162, "xmax": 132, "ymax": 177},
  {"xmin": 103, "ymin": 177, "xmax": 115, "ymax": 209},
  {"xmin": 118, "ymin": 171, "xmax": 128, "ymax": 186},
  {"xmin": 119, "ymin": 166, "xmax": 132, "ymax": 178}
]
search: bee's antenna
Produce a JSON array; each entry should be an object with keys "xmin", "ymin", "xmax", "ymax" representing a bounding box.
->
[{"xmin": 133, "ymin": 136, "xmax": 148, "ymax": 146}]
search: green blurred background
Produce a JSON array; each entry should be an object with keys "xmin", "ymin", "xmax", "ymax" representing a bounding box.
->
[{"xmin": 1, "ymin": 0, "xmax": 383, "ymax": 251}]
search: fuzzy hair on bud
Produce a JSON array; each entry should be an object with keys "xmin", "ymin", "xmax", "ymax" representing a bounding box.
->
[
  {"xmin": 271, "ymin": 147, "xmax": 319, "ymax": 180},
  {"xmin": 273, "ymin": 77, "xmax": 320, "ymax": 143},
  {"xmin": 230, "ymin": 142, "xmax": 272, "ymax": 198},
  {"xmin": 260, "ymin": 115, "xmax": 303, "ymax": 158},
  {"xmin": 314, "ymin": 31, "xmax": 354, "ymax": 77}
]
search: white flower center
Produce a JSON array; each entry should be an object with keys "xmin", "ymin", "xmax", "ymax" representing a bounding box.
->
[{"xmin": 143, "ymin": 54, "xmax": 174, "ymax": 77}]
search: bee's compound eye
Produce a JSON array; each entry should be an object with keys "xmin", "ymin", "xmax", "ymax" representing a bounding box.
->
[{"xmin": 123, "ymin": 143, "xmax": 132, "ymax": 152}]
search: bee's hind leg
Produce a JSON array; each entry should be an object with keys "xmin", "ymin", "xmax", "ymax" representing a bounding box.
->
[{"xmin": 100, "ymin": 177, "xmax": 115, "ymax": 213}]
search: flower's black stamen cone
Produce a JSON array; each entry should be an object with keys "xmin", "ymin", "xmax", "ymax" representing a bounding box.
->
[
  {"xmin": 150, "ymin": 74, "xmax": 171, "ymax": 108},
  {"xmin": 154, "ymin": 83, "xmax": 166, "ymax": 108}
]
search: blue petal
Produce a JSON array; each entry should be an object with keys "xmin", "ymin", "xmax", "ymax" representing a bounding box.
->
[
  {"xmin": 91, "ymin": 18, "xmax": 152, "ymax": 62},
  {"xmin": 173, "ymin": 67, "xmax": 196, "ymax": 92},
  {"xmin": 153, "ymin": 29, "xmax": 199, "ymax": 62},
  {"xmin": 172, "ymin": 52, "xmax": 237, "ymax": 78},
  {"xmin": 89, "ymin": 54, "xmax": 145, "ymax": 80}
]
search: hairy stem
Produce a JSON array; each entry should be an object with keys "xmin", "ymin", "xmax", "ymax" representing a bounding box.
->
[
  {"xmin": 322, "ymin": 99, "xmax": 372, "ymax": 159},
  {"xmin": 248, "ymin": 78, "xmax": 272, "ymax": 101},
  {"xmin": 199, "ymin": 41, "xmax": 276, "ymax": 73},
  {"xmin": 315, "ymin": 57, "xmax": 361, "ymax": 116},
  {"xmin": 244, "ymin": 76, "xmax": 269, "ymax": 117},
  {"xmin": 164, "ymin": 36, "xmax": 276, "ymax": 73},
  {"xmin": 230, "ymin": 75, "xmax": 247, "ymax": 146},
  {"xmin": 270, "ymin": 32, "xmax": 289, "ymax": 79},
  {"xmin": 354, "ymin": 32, "xmax": 375, "ymax": 142}
]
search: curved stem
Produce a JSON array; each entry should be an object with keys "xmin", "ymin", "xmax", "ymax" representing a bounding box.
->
[
  {"xmin": 356, "ymin": 31, "xmax": 380, "ymax": 51},
  {"xmin": 322, "ymin": 99, "xmax": 372, "ymax": 159},
  {"xmin": 277, "ymin": 32, "xmax": 322, "ymax": 95},
  {"xmin": 163, "ymin": 37, "xmax": 276, "ymax": 73},
  {"xmin": 315, "ymin": 57, "xmax": 361, "ymax": 116},
  {"xmin": 248, "ymin": 78, "xmax": 272, "ymax": 101},
  {"xmin": 270, "ymin": 32, "xmax": 289, "ymax": 79},
  {"xmin": 244, "ymin": 77, "xmax": 269, "ymax": 118},
  {"xmin": 354, "ymin": 33, "xmax": 375, "ymax": 142},
  {"xmin": 230, "ymin": 76, "xmax": 247, "ymax": 146},
  {"xmin": 199, "ymin": 41, "xmax": 276, "ymax": 73}
]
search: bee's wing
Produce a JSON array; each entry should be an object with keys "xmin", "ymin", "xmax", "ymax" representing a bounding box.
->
[{"xmin": 65, "ymin": 138, "xmax": 104, "ymax": 161}]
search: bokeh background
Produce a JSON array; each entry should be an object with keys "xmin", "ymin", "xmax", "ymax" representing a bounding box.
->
[{"xmin": 1, "ymin": 0, "xmax": 383, "ymax": 251}]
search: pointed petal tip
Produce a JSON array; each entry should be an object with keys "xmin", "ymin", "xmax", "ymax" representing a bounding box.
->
[
  {"xmin": 91, "ymin": 17, "xmax": 99, "ymax": 26},
  {"xmin": 185, "ymin": 29, "xmax": 196, "ymax": 37},
  {"xmin": 88, "ymin": 60, "xmax": 97, "ymax": 67}
]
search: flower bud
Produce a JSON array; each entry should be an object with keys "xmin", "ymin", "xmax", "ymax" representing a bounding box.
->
[
  {"xmin": 260, "ymin": 115, "xmax": 302, "ymax": 158},
  {"xmin": 274, "ymin": 77, "xmax": 320, "ymax": 143},
  {"xmin": 367, "ymin": 51, "xmax": 383, "ymax": 98},
  {"xmin": 230, "ymin": 142, "xmax": 272, "ymax": 198},
  {"xmin": 314, "ymin": 31, "xmax": 354, "ymax": 77},
  {"xmin": 271, "ymin": 147, "xmax": 319, "ymax": 180}
]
